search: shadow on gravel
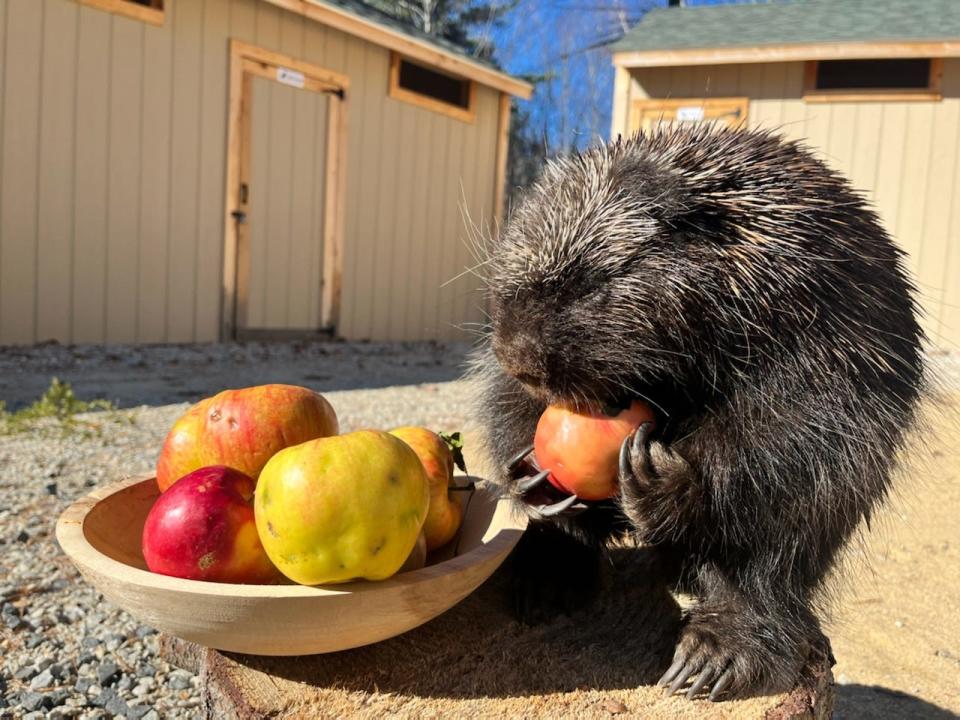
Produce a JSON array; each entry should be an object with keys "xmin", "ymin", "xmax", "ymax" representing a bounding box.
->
[
  {"xmin": 835, "ymin": 684, "xmax": 960, "ymax": 719},
  {"xmin": 0, "ymin": 340, "xmax": 473, "ymax": 410}
]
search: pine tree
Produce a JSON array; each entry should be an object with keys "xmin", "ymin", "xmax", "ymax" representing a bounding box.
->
[{"xmin": 363, "ymin": 0, "xmax": 516, "ymax": 60}]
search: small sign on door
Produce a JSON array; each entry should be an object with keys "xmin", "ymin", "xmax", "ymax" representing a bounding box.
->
[
  {"xmin": 677, "ymin": 106, "xmax": 705, "ymax": 122},
  {"xmin": 277, "ymin": 67, "xmax": 305, "ymax": 89}
]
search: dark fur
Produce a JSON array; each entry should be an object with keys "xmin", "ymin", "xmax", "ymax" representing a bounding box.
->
[{"xmin": 470, "ymin": 126, "xmax": 925, "ymax": 698}]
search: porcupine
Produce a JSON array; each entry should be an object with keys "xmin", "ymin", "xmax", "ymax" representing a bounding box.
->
[{"xmin": 469, "ymin": 125, "xmax": 926, "ymax": 700}]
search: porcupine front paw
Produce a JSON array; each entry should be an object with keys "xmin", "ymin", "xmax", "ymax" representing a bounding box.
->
[
  {"xmin": 658, "ymin": 607, "xmax": 809, "ymax": 701},
  {"xmin": 617, "ymin": 423, "xmax": 699, "ymax": 540}
]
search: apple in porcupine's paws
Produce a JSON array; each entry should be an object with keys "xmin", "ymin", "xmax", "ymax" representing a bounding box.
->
[
  {"xmin": 388, "ymin": 427, "xmax": 464, "ymax": 551},
  {"xmin": 155, "ymin": 384, "xmax": 338, "ymax": 492},
  {"xmin": 533, "ymin": 400, "xmax": 655, "ymax": 501},
  {"xmin": 142, "ymin": 466, "xmax": 281, "ymax": 583}
]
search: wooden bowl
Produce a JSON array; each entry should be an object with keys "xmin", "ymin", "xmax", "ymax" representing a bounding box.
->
[{"xmin": 56, "ymin": 475, "xmax": 526, "ymax": 655}]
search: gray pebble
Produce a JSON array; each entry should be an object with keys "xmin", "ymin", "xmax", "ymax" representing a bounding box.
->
[
  {"xmin": 29, "ymin": 668, "xmax": 55, "ymax": 690},
  {"xmin": 126, "ymin": 704, "xmax": 153, "ymax": 719},
  {"xmin": 140, "ymin": 711, "xmax": 160, "ymax": 720},
  {"xmin": 19, "ymin": 691, "xmax": 46, "ymax": 712},
  {"xmin": 15, "ymin": 664, "xmax": 38, "ymax": 681},
  {"xmin": 74, "ymin": 678, "xmax": 92, "ymax": 694},
  {"xmin": 134, "ymin": 626, "xmax": 156, "ymax": 640},
  {"xmin": 117, "ymin": 675, "xmax": 134, "ymax": 691},
  {"xmin": 103, "ymin": 690, "xmax": 131, "ymax": 718},
  {"xmin": 46, "ymin": 688, "xmax": 72, "ymax": 707},
  {"xmin": 167, "ymin": 670, "xmax": 193, "ymax": 690},
  {"xmin": 2, "ymin": 604, "xmax": 23, "ymax": 630},
  {"xmin": 78, "ymin": 653, "xmax": 97, "ymax": 666},
  {"xmin": 96, "ymin": 662, "xmax": 120, "ymax": 686},
  {"xmin": 15, "ymin": 529, "xmax": 29, "ymax": 542}
]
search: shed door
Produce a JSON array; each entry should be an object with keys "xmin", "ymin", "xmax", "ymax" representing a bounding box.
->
[
  {"xmin": 630, "ymin": 97, "xmax": 749, "ymax": 134},
  {"xmin": 237, "ymin": 76, "xmax": 330, "ymax": 337},
  {"xmin": 225, "ymin": 48, "xmax": 346, "ymax": 342}
]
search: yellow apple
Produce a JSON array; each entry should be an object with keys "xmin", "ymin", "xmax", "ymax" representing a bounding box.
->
[{"xmin": 254, "ymin": 430, "xmax": 429, "ymax": 585}]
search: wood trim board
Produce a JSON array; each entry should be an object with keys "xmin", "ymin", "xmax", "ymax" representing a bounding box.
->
[
  {"xmin": 493, "ymin": 92, "xmax": 511, "ymax": 226},
  {"xmin": 613, "ymin": 41, "xmax": 960, "ymax": 68},
  {"xmin": 77, "ymin": 0, "xmax": 165, "ymax": 26},
  {"xmin": 221, "ymin": 40, "xmax": 348, "ymax": 340}
]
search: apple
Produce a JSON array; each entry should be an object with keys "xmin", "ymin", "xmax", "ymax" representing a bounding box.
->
[
  {"xmin": 254, "ymin": 430, "xmax": 430, "ymax": 585},
  {"xmin": 142, "ymin": 466, "xmax": 281, "ymax": 583},
  {"xmin": 156, "ymin": 384, "xmax": 338, "ymax": 492},
  {"xmin": 388, "ymin": 427, "xmax": 463, "ymax": 551},
  {"xmin": 533, "ymin": 400, "xmax": 655, "ymax": 501}
]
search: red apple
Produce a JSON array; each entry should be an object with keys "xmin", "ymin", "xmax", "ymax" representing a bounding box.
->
[
  {"xmin": 156, "ymin": 384, "xmax": 338, "ymax": 492},
  {"xmin": 142, "ymin": 465, "xmax": 281, "ymax": 583},
  {"xmin": 534, "ymin": 400, "xmax": 655, "ymax": 501}
]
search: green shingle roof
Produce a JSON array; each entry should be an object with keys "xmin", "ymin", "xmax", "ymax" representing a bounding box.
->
[{"xmin": 610, "ymin": 0, "xmax": 960, "ymax": 54}]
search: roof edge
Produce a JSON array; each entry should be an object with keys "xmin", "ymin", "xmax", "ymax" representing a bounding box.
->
[
  {"xmin": 263, "ymin": 0, "xmax": 533, "ymax": 98},
  {"xmin": 613, "ymin": 39, "xmax": 960, "ymax": 69}
]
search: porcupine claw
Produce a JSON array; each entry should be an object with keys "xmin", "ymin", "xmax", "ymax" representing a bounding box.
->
[
  {"xmin": 516, "ymin": 469, "xmax": 551, "ymax": 493},
  {"xmin": 507, "ymin": 444, "xmax": 587, "ymax": 518},
  {"xmin": 533, "ymin": 493, "xmax": 581, "ymax": 518},
  {"xmin": 507, "ymin": 443, "xmax": 536, "ymax": 473}
]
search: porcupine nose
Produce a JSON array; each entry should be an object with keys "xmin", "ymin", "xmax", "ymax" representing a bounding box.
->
[{"xmin": 492, "ymin": 328, "xmax": 549, "ymax": 388}]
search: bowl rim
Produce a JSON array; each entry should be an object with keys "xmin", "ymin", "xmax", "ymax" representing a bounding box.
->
[{"xmin": 56, "ymin": 475, "xmax": 527, "ymax": 599}]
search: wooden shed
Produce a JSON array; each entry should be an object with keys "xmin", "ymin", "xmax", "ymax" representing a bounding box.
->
[
  {"xmin": 610, "ymin": 0, "xmax": 960, "ymax": 350},
  {"xmin": 0, "ymin": 0, "xmax": 531, "ymax": 345}
]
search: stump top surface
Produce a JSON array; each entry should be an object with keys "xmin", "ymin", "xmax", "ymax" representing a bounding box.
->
[{"xmin": 162, "ymin": 549, "xmax": 833, "ymax": 719}]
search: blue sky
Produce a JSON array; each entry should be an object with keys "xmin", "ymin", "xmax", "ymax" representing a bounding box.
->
[{"xmin": 486, "ymin": 0, "xmax": 763, "ymax": 150}]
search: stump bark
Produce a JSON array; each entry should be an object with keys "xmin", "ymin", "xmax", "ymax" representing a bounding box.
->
[{"xmin": 160, "ymin": 550, "xmax": 834, "ymax": 719}]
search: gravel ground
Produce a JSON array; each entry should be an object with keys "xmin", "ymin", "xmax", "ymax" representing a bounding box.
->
[
  {"xmin": 0, "ymin": 342, "xmax": 956, "ymax": 719},
  {"xmin": 0, "ymin": 341, "xmax": 474, "ymax": 719}
]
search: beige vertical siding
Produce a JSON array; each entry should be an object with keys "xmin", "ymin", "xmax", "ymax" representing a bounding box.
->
[
  {"xmin": 0, "ymin": 0, "xmax": 501, "ymax": 344},
  {"xmin": 622, "ymin": 61, "xmax": 960, "ymax": 350},
  {"xmin": 245, "ymin": 75, "xmax": 329, "ymax": 330}
]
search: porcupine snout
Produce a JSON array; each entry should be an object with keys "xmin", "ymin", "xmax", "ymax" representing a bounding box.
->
[{"xmin": 491, "ymin": 319, "xmax": 548, "ymax": 389}]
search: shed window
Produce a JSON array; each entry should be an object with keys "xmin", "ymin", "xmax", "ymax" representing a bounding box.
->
[
  {"xmin": 389, "ymin": 53, "xmax": 476, "ymax": 123},
  {"xmin": 803, "ymin": 59, "xmax": 942, "ymax": 102},
  {"xmin": 79, "ymin": 0, "xmax": 165, "ymax": 26}
]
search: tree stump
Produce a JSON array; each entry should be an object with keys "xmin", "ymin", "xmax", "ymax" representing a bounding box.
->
[{"xmin": 160, "ymin": 549, "xmax": 834, "ymax": 719}]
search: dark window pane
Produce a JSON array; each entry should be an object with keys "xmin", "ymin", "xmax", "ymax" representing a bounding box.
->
[
  {"xmin": 398, "ymin": 60, "xmax": 470, "ymax": 109},
  {"xmin": 815, "ymin": 59, "xmax": 931, "ymax": 90}
]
